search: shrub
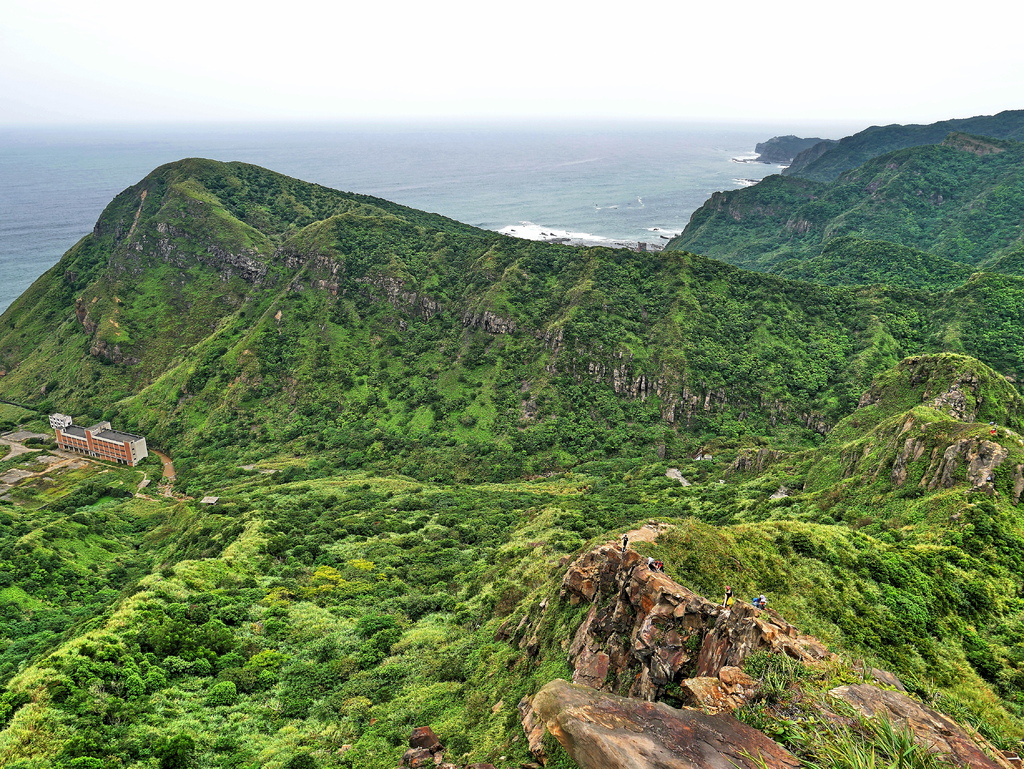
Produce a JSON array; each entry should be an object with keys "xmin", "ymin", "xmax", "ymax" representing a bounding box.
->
[{"xmin": 205, "ymin": 680, "xmax": 237, "ymax": 707}]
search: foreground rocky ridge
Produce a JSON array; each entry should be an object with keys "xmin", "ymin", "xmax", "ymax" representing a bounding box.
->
[
  {"xmin": 511, "ymin": 539, "xmax": 1011, "ymax": 768},
  {"xmin": 557, "ymin": 539, "xmax": 831, "ymax": 701}
]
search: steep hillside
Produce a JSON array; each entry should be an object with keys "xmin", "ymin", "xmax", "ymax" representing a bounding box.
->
[
  {"xmin": 5, "ymin": 159, "xmax": 1024, "ymax": 498},
  {"xmin": 668, "ymin": 134, "xmax": 1024, "ymax": 275},
  {"xmin": 769, "ymin": 236, "xmax": 974, "ymax": 289},
  {"xmin": 783, "ymin": 109, "xmax": 1024, "ymax": 181}
]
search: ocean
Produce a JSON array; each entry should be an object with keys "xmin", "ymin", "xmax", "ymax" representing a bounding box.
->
[{"xmin": 0, "ymin": 120, "xmax": 860, "ymax": 314}]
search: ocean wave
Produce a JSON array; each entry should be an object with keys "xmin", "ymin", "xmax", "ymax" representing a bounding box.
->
[{"xmin": 499, "ymin": 222, "xmax": 612, "ymax": 243}]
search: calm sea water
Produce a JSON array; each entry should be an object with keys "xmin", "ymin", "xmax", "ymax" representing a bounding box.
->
[{"xmin": 0, "ymin": 121, "xmax": 859, "ymax": 314}]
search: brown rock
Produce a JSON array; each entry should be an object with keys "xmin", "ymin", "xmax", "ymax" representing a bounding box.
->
[
  {"xmin": 679, "ymin": 667, "xmax": 760, "ymax": 712},
  {"xmin": 556, "ymin": 543, "xmax": 833, "ymax": 704},
  {"xmin": 518, "ymin": 694, "xmax": 548, "ymax": 763},
  {"xmin": 409, "ymin": 726, "xmax": 443, "ymax": 751},
  {"xmin": 829, "ymin": 684, "xmax": 1003, "ymax": 768},
  {"xmin": 399, "ymin": 747, "xmax": 434, "ymax": 768},
  {"xmin": 678, "ymin": 676, "xmax": 730, "ymax": 711},
  {"xmin": 527, "ymin": 678, "xmax": 799, "ymax": 769},
  {"xmin": 851, "ymin": 662, "xmax": 907, "ymax": 692}
]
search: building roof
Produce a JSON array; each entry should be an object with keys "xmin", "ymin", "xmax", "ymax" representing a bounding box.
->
[
  {"xmin": 93, "ymin": 428, "xmax": 145, "ymax": 443},
  {"xmin": 61, "ymin": 425, "xmax": 87, "ymax": 438}
]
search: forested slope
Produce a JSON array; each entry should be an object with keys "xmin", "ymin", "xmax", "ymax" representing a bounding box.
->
[
  {"xmin": 668, "ymin": 134, "xmax": 1024, "ymax": 280},
  {"xmin": 783, "ymin": 109, "xmax": 1024, "ymax": 181}
]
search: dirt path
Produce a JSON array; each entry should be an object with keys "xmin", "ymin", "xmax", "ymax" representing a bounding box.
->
[
  {"xmin": 0, "ymin": 431, "xmax": 46, "ymax": 460},
  {"xmin": 623, "ymin": 522, "xmax": 673, "ymax": 545}
]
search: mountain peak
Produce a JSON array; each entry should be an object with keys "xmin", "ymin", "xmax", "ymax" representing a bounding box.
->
[{"xmin": 856, "ymin": 353, "xmax": 1024, "ymax": 428}]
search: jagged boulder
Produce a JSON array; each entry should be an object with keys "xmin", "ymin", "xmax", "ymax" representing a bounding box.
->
[
  {"xmin": 396, "ymin": 727, "xmax": 455, "ymax": 769},
  {"xmin": 521, "ymin": 678, "xmax": 799, "ymax": 769},
  {"xmin": 829, "ymin": 684, "xmax": 1005, "ymax": 768},
  {"xmin": 560, "ymin": 544, "xmax": 833, "ymax": 701},
  {"xmin": 678, "ymin": 666, "xmax": 760, "ymax": 712}
]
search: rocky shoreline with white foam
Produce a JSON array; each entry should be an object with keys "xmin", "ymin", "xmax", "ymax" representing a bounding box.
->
[{"xmin": 498, "ymin": 222, "xmax": 671, "ymax": 251}]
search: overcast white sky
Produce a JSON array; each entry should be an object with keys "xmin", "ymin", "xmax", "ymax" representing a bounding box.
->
[{"xmin": 2, "ymin": 0, "xmax": 1021, "ymax": 127}]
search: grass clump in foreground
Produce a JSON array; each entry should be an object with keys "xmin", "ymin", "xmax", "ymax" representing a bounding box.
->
[{"xmin": 736, "ymin": 650, "xmax": 1014, "ymax": 768}]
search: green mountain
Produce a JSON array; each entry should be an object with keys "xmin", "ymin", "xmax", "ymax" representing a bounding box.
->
[
  {"xmin": 667, "ymin": 133, "xmax": 1024, "ymax": 277},
  {"xmin": 769, "ymin": 235, "xmax": 974, "ymax": 289},
  {"xmin": 784, "ymin": 109, "xmax": 1024, "ymax": 182},
  {"xmin": 754, "ymin": 134, "xmax": 835, "ymax": 163},
  {"xmin": 2, "ymin": 159, "xmax": 1024, "ymax": 767}
]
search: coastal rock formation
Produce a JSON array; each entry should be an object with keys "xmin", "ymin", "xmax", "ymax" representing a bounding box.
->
[
  {"xmin": 560, "ymin": 544, "xmax": 833, "ymax": 702},
  {"xmin": 754, "ymin": 135, "xmax": 835, "ymax": 165},
  {"xmin": 521, "ymin": 678, "xmax": 800, "ymax": 769}
]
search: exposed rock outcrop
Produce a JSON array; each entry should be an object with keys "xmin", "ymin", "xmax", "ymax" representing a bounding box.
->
[
  {"xmin": 88, "ymin": 340, "xmax": 140, "ymax": 366},
  {"xmin": 395, "ymin": 727, "xmax": 459, "ymax": 769},
  {"xmin": 664, "ymin": 468, "xmax": 691, "ymax": 486},
  {"xmin": 521, "ymin": 678, "xmax": 800, "ymax": 769},
  {"xmin": 356, "ymin": 274, "xmax": 444, "ymax": 319},
  {"xmin": 463, "ymin": 310, "xmax": 517, "ymax": 335},
  {"xmin": 560, "ymin": 544, "xmax": 833, "ymax": 702},
  {"xmin": 921, "ymin": 438, "xmax": 1008, "ymax": 492},
  {"xmin": 728, "ymin": 447, "xmax": 786, "ymax": 475},
  {"xmin": 942, "ymin": 131, "xmax": 1011, "ymax": 157},
  {"xmin": 829, "ymin": 684, "xmax": 1005, "ymax": 769},
  {"xmin": 518, "ymin": 543, "xmax": 1003, "ymax": 769}
]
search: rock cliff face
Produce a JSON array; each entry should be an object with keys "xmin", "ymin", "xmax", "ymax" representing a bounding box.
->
[{"xmin": 556, "ymin": 544, "xmax": 833, "ymax": 703}]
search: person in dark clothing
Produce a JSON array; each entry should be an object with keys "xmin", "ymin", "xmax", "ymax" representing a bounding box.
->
[{"xmin": 621, "ymin": 533, "xmax": 629, "ymax": 554}]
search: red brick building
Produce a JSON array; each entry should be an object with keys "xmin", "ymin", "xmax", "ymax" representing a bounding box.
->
[{"xmin": 52, "ymin": 416, "xmax": 148, "ymax": 466}]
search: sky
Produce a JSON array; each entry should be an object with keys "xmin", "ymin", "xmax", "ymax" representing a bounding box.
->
[{"xmin": 2, "ymin": 0, "xmax": 1022, "ymax": 127}]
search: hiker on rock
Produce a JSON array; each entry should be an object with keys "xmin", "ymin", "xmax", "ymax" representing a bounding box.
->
[
  {"xmin": 722, "ymin": 586, "xmax": 734, "ymax": 608},
  {"xmin": 752, "ymin": 594, "xmax": 767, "ymax": 610},
  {"xmin": 621, "ymin": 533, "xmax": 629, "ymax": 554}
]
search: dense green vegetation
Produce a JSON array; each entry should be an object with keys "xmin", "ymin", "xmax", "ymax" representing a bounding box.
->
[
  {"xmin": 670, "ymin": 135, "xmax": 1024, "ymax": 276},
  {"xmin": 783, "ymin": 109, "xmax": 1024, "ymax": 181},
  {"xmin": 1, "ymin": 152, "xmax": 1024, "ymax": 766}
]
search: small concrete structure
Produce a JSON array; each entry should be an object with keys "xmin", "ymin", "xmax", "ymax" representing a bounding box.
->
[{"xmin": 49, "ymin": 414, "xmax": 73, "ymax": 430}]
